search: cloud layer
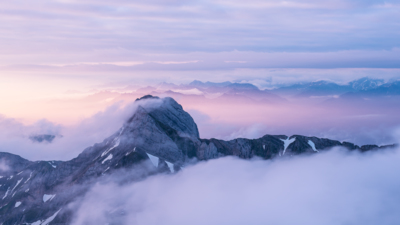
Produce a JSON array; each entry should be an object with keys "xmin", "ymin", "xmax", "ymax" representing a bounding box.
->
[
  {"xmin": 0, "ymin": 0, "xmax": 399, "ymax": 68},
  {"xmin": 72, "ymin": 147, "xmax": 400, "ymax": 225}
]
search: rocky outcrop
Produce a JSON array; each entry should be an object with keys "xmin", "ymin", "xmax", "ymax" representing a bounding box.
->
[{"xmin": 29, "ymin": 134, "xmax": 56, "ymax": 143}]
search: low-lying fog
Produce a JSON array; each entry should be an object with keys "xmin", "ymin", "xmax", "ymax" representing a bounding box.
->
[{"xmin": 72, "ymin": 145, "xmax": 400, "ymax": 225}]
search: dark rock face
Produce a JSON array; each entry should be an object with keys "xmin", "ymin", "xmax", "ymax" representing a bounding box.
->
[
  {"xmin": 197, "ymin": 135, "xmax": 286, "ymax": 160},
  {"xmin": 29, "ymin": 135, "xmax": 56, "ymax": 143},
  {"xmin": 359, "ymin": 144, "xmax": 380, "ymax": 152},
  {"xmin": 0, "ymin": 96, "xmax": 394, "ymax": 224},
  {"xmin": 135, "ymin": 94, "xmax": 160, "ymax": 102},
  {"xmin": 342, "ymin": 141, "xmax": 360, "ymax": 150}
]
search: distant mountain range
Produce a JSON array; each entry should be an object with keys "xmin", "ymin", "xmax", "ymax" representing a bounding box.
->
[
  {"xmin": 0, "ymin": 95, "xmax": 394, "ymax": 224},
  {"xmin": 136, "ymin": 80, "xmax": 284, "ymax": 103},
  {"xmin": 131, "ymin": 78, "xmax": 400, "ymax": 104},
  {"xmin": 271, "ymin": 77, "xmax": 400, "ymax": 98}
]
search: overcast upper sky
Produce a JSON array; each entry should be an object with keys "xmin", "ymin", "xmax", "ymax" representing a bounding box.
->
[
  {"xmin": 0, "ymin": 0, "xmax": 399, "ymax": 68},
  {"xmin": 0, "ymin": 0, "xmax": 399, "ymax": 106}
]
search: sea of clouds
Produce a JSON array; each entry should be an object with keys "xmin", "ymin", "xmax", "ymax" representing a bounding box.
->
[{"xmin": 71, "ymin": 146, "xmax": 400, "ymax": 225}]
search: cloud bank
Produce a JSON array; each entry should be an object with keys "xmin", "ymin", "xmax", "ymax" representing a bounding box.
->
[
  {"xmin": 72, "ymin": 147, "xmax": 400, "ymax": 225},
  {"xmin": 0, "ymin": 102, "xmax": 140, "ymax": 160}
]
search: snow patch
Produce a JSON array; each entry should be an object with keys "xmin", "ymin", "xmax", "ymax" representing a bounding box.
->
[
  {"xmin": 146, "ymin": 153, "xmax": 159, "ymax": 167},
  {"xmin": 119, "ymin": 127, "xmax": 125, "ymax": 136},
  {"xmin": 7, "ymin": 175, "xmax": 13, "ymax": 180},
  {"xmin": 17, "ymin": 171, "xmax": 23, "ymax": 175},
  {"xmin": 32, "ymin": 209, "xmax": 61, "ymax": 225},
  {"xmin": 42, "ymin": 209, "xmax": 61, "ymax": 225},
  {"xmin": 104, "ymin": 167, "xmax": 110, "ymax": 173},
  {"xmin": 25, "ymin": 189, "xmax": 29, "ymax": 192},
  {"xmin": 101, "ymin": 139, "xmax": 120, "ymax": 157},
  {"xmin": 48, "ymin": 162, "xmax": 56, "ymax": 168},
  {"xmin": 43, "ymin": 194, "xmax": 56, "ymax": 202},
  {"xmin": 2, "ymin": 187, "xmax": 10, "ymax": 199},
  {"xmin": 308, "ymin": 140, "xmax": 319, "ymax": 152},
  {"xmin": 15, "ymin": 201, "xmax": 21, "ymax": 207},
  {"xmin": 24, "ymin": 172, "xmax": 33, "ymax": 184},
  {"xmin": 263, "ymin": 145, "xmax": 265, "ymax": 150},
  {"xmin": 280, "ymin": 137, "xmax": 296, "ymax": 155},
  {"xmin": 166, "ymin": 161, "xmax": 174, "ymax": 173},
  {"xmin": 126, "ymin": 147, "xmax": 136, "ymax": 156},
  {"xmin": 102, "ymin": 154, "xmax": 113, "ymax": 164},
  {"xmin": 11, "ymin": 178, "xmax": 23, "ymax": 192}
]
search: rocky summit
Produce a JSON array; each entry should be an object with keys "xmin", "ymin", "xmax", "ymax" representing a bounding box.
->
[{"xmin": 0, "ymin": 96, "xmax": 394, "ymax": 224}]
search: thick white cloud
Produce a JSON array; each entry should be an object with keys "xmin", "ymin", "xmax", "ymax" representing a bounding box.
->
[{"xmin": 72, "ymin": 147, "xmax": 400, "ymax": 225}]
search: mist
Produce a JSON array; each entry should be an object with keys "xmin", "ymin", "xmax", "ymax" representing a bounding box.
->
[
  {"xmin": 71, "ymin": 146, "xmax": 400, "ymax": 225},
  {"xmin": 0, "ymin": 102, "xmax": 140, "ymax": 160}
]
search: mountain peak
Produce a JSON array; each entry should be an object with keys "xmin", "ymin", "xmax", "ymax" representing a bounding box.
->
[
  {"xmin": 349, "ymin": 77, "xmax": 384, "ymax": 91},
  {"xmin": 129, "ymin": 96, "xmax": 199, "ymax": 139},
  {"xmin": 135, "ymin": 94, "xmax": 160, "ymax": 102}
]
